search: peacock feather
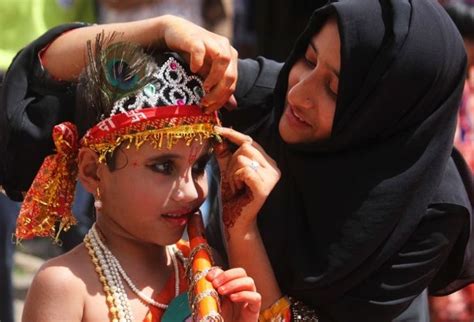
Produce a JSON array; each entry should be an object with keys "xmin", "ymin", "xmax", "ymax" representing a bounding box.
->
[{"xmin": 82, "ymin": 31, "xmax": 155, "ymax": 119}]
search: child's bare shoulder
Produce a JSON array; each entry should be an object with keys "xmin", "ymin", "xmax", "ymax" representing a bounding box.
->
[
  {"xmin": 22, "ymin": 243, "xmax": 94, "ymax": 322},
  {"xmin": 35, "ymin": 242, "xmax": 92, "ymax": 286}
]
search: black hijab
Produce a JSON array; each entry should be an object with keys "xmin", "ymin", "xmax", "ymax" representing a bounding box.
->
[{"xmin": 245, "ymin": 0, "xmax": 473, "ymax": 307}]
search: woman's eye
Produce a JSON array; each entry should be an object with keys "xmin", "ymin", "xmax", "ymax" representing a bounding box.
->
[
  {"xmin": 304, "ymin": 56, "xmax": 316, "ymax": 68},
  {"xmin": 149, "ymin": 161, "xmax": 174, "ymax": 175},
  {"xmin": 327, "ymin": 86, "xmax": 338, "ymax": 100},
  {"xmin": 327, "ymin": 80, "xmax": 338, "ymax": 100}
]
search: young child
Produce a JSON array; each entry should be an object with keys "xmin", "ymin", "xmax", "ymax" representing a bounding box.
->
[{"xmin": 16, "ymin": 39, "xmax": 261, "ymax": 322}]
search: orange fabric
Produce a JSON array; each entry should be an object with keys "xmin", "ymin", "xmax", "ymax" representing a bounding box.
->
[
  {"xmin": 143, "ymin": 241, "xmax": 190, "ymax": 322},
  {"xmin": 16, "ymin": 122, "xmax": 78, "ymax": 241}
]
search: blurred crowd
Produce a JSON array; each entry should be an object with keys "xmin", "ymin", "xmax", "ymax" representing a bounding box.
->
[{"xmin": 0, "ymin": 0, "xmax": 473, "ymax": 321}]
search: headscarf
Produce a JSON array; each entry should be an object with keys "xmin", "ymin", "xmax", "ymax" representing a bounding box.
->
[{"xmin": 243, "ymin": 0, "xmax": 473, "ymax": 308}]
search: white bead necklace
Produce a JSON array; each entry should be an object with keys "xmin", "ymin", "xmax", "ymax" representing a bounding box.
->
[
  {"xmin": 87, "ymin": 229, "xmax": 134, "ymax": 322},
  {"xmin": 88, "ymin": 224, "xmax": 180, "ymax": 314}
]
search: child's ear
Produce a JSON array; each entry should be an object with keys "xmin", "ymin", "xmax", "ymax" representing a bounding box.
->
[{"xmin": 77, "ymin": 148, "xmax": 101, "ymax": 194}]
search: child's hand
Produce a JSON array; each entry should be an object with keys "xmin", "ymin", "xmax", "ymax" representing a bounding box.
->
[
  {"xmin": 207, "ymin": 267, "xmax": 261, "ymax": 322},
  {"xmin": 214, "ymin": 126, "xmax": 280, "ymax": 236}
]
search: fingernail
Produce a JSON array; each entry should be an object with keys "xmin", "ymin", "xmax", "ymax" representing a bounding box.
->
[
  {"xmin": 206, "ymin": 271, "xmax": 216, "ymax": 280},
  {"xmin": 213, "ymin": 277, "xmax": 223, "ymax": 287},
  {"xmin": 214, "ymin": 134, "xmax": 223, "ymax": 143}
]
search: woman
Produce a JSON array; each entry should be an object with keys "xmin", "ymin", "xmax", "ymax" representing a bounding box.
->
[{"xmin": 209, "ymin": 0, "xmax": 474, "ymax": 320}]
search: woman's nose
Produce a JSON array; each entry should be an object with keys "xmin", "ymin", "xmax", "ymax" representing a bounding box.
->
[{"xmin": 288, "ymin": 70, "xmax": 318, "ymax": 109}]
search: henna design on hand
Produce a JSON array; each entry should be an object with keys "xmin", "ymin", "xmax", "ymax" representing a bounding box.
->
[{"xmin": 221, "ymin": 179, "xmax": 254, "ymax": 241}]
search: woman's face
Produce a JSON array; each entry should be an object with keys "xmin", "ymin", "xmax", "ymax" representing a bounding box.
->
[
  {"xmin": 279, "ymin": 17, "xmax": 340, "ymax": 144},
  {"xmin": 97, "ymin": 140, "xmax": 211, "ymax": 245}
]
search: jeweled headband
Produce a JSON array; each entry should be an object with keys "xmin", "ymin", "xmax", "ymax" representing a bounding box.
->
[{"xmin": 15, "ymin": 40, "xmax": 219, "ymax": 242}]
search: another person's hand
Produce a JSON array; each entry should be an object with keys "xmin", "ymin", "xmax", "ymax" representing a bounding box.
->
[
  {"xmin": 214, "ymin": 126, "xmax": 280, "ymax": 235},
  {"xmin": 42, "ymin": 15, "xmax": 238, "ymax": 112},
  {"xmin": 158, "ymin": 15, "xmax": 238, "ymax": 112},
  {"xmin": 207, "ymin": 267, "xmax": 261, "ymax": 322}
]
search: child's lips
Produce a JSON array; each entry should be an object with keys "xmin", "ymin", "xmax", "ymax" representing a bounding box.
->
[{"xmin": 161, "ymin": 209, "xmax": 196, "ymax": 226}]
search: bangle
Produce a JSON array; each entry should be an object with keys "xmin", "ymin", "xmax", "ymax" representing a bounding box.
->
[
  {"xmin": 288, "ymin": 297, "xmax": 319, "ymax": 321},
  {"xmin": 259, "ymin": 296, "xmax": 292, "ymax": 322}
]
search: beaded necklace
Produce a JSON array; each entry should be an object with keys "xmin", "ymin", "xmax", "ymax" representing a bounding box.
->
[{"xmin": 84, "ymin": 224, "xmax": 181, "ymax": 322}]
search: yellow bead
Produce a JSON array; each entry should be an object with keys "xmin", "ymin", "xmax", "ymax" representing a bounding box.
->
[
  {"xmin": 107, "ymin": 296, "xmax": 114, "ymax": 303},
  {"xmin": 95, "ymin": 266, "xmax": 102, "ymax": 273},
  {"xmin": 110, "ymin": 306, "xmax": 117, "ymax": 313}
]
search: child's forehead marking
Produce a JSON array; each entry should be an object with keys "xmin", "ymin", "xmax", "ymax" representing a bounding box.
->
[{"xmin": 188, "ymin": 145, "xmax": 201, "ymax": 165}]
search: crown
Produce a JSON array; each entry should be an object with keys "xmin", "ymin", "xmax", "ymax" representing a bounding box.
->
[{"xmin": 109, "ymin": 56, "xmax": 205, "ymax": 117}]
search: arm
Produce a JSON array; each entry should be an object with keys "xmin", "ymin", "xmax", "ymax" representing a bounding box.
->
[
  {"xmin": 0, "ymin": 16, "xmax": 237, "ymax": 199},
  {"xmin": 42, "ymin": 15, "xmax": 237, "ymax": 110},
  {"xmin": 0, "ymin": 23, "xmax": 84, "ymax": 200},
  {"xmin": 22, "ymin": 262, "xmax": 84, "ymax": 322},
  {"xmin": 318, "ymin": 203, "xmax": 469, "ymax": 321},
  {"xmin": 213, "ymin": 127, "xmax": 283, "ymax": 311}
]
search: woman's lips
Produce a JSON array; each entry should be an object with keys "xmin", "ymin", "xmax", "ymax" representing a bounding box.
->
[{"xmin": 285, "ymin": 104, "xmax": 312, "ymax": 128}]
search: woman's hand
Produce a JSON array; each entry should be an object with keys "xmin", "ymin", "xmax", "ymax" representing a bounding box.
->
[
  {"xmin": 207, "ymin": 267, "xmax": 261, "ymax": 322},
  {"xmin": 42, "ymin": 15, "xmax": 238, "ymax": 112},
  {"xmin": 158, "ymin": 15, "xmax": 238, "ymax": 112},
  {"xmin": 214, "ymin": 126, "xmax": 280, "ymax": 236}
]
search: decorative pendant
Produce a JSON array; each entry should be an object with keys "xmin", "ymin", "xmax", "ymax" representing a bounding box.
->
[{"xmin": 162, "ymin": 293, "xmax": 192, "ymax": 322}]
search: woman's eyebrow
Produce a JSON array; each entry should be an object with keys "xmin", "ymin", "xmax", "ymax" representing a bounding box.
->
[{"xmin": 310, "ymin": 41, "xmax": 340, "ymax": 78}]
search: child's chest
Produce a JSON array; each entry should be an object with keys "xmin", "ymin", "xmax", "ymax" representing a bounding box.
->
[{"xmin": 82, "ymin": 290, "xmax": 155, "ymax": 322}]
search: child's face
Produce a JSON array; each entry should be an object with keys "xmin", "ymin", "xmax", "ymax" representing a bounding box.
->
[{"xmin": 98, "ymin": 139, "xmax": 211, "ymax": 245}]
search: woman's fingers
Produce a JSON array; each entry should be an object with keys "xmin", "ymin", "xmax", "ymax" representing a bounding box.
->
[
  {"xmin": 161, "ymin": 16, "xmax": 236, "ymax": 111},
  {"xmin": 215, "ymin": 127, "xmax": 275, "ymax": 164},
  {"xmin": 202, "ymin": 48, "xmax": 238, "ymax": 112},
  {"xmin": 202, "ymin": 39, "xmax": 232, "ymax": 90},
  {"xmin": 213, "ymin": 127, "xmax": 280, "ymax": 196},
  {"xmin": 214, "ymin": 126, "xmax": 253, "ymax": 146}
]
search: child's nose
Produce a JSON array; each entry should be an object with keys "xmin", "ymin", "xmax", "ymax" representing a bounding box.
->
[{"xmin": 172, "ymin": 175, "xmax": 199, "ymax": 203}]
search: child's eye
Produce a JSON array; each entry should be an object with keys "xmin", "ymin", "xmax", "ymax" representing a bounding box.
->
[
  {"xmin": 149, "ymin": 160, "xmax": 175, "ymax": 175},
  {"xmin": 192, "ymin": 158, "xmax": 210, "ymax": 177}
]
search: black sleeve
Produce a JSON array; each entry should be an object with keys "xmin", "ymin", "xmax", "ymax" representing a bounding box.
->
[
  {"xmin": 219, "ymin": 57, "xmax": 283, "ymax": 132},
  {"xmin": 0, "ymin": 23, "xmax": 87, "ymax": 201},
  {"xmin": 318, "ymin": 203, "xmax": 469, "ymax": 322}
]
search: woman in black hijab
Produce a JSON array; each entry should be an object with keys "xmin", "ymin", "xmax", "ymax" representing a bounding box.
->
[{"xmin": 208, "ymin": 0, "xmax": 474, "ymax": 320}]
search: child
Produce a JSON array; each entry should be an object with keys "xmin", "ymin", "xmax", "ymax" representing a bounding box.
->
[{"xmin": 17, "ymin": 39, "xmax": 261, "ymax": 322}]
